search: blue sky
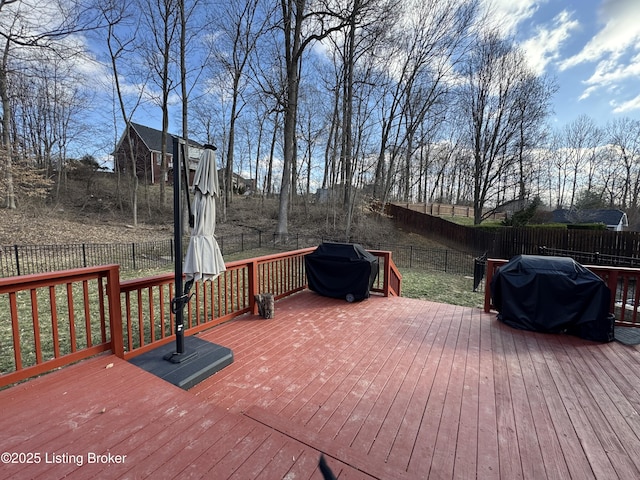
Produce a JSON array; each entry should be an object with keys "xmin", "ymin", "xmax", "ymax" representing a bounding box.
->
[
  {"xmin": 487, "ymin": 0, "xmax": 640, "ymax": 126},
  {"xmin": 114, "ymin": 0, "xmax": 640, "ymax": 133}
]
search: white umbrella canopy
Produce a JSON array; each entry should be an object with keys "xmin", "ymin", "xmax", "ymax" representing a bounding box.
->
[{"xmin": 183, "ymin": 145, "xmax": 226, "ymax": 288}]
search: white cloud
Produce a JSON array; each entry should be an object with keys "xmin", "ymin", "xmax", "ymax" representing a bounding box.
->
[
  {"xmin": 560, "ymin": 0, "xmax": 640, "ymax": 69},
  {"xmin": 482, "ymin": 0, "xmax": 543, "ymax": 36},
  {"xmin": 612, "ymin": 93, "xmax": 640, "ymax": 113},
  {"xmin": 579, "ymin": 52, "xmax": 640, "ymax": 101},
  {"xmin": 520, "ymin": 10, "xmax": 579, "ymax": 74}
]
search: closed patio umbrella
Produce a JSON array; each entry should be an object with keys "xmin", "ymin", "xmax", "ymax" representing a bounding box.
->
[
  {"xmin": 183, "ymin": 144, "xmax": 226, "ymax": 291},
  {"xmin": 166, "ymin": 142, "xmax": 225, "ymax": 363}
]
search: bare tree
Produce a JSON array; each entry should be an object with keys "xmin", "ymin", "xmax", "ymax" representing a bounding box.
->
[
  {"xmin": 272, "ymin": 0, "xmax": 352, "ymax": 240},
  {"xmin": 458, "ymin": 30, "xmax": 553, "ymax": 224},
  {"xmin": 562, "ymin": 114, "xmax": 603, "ymax": 208},
  {"xmin": 607, "ymin": 117, "xmax": 640, "ymax": 210},
  {"xmin": 138, "ymin": 0, "xmax": 180, "ymax": 206},
  {"xmin": 208, "ymin": 0, "xmax": 270, "ymax": 210},
  {"xmin": 371, "ymin": 0, "xmax": 477, "ymax": 206},
  {"xmin": 0, "ymin": 0, "xmax": 104, "ymax": 209},
  {"xmin": 101, "ymin": 0, "xmax": 148, "ymax": 225}
]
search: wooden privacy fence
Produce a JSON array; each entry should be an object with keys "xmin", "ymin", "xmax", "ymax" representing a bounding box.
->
[
  {"xmin": 392, "ymin": 201, "xmax": 506, "ymax": 220},
  {"xmin": 0, "ymin": 248, "xmax": 401, "ymax": 387},
  {"xmin": 386, "ymin": 203, "xmax": 640, "ymax": 260}
]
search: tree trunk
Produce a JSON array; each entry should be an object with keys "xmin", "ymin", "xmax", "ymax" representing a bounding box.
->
[
  {"xmin": 1, "ymin": 41, "xmax": 15, "ymax": 209},
  {"xmin": 275, "ymin": 0, "xmax": 304, "ymax": 239}
]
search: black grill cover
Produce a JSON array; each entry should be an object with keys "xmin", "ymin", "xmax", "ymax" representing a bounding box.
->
[
  {"xmin": 490, "ymin": 255, "xmax": 613, "ymax": 342},
  {"xmin": 305, "ymin": 242, "xmax": 379, "ymax": 301}
]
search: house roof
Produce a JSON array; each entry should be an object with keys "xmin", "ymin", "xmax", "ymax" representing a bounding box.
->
[
  {"xmin": 129, "ymin": 122, "xmax": 173, "ymax": 153},
  {"xmin": 128, "ymin": 122, "xmax": 204, "ymax": 154},
  {"xmin": 551, "ymin": 208, "xmax": 628, "ymax": 227}
]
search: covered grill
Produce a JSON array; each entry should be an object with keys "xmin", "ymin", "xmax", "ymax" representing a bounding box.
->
[
  {"xmin": 490, "ymin": 255, "xmax": 614, "ymax": 342},
  {"xmin": 305, "ymin": 242, "xmax": 379, "ymax": 302}
]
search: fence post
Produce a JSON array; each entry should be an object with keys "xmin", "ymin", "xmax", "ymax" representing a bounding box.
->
[
  {"xmin": 131, "ymin": 243, "xmax": 136, "ymax": 270},
  {"xmin": 82, "ymin": 244, "xmax": 87, "ymax": 267},
  {"xmin": 444, "ymin": 249, "xmax": 448, "ymax": 272},
  {"xmin": 410, "ymin": 245, "xmax": 413, "ymax": 268},
  {"xmin": 241, "ymin": 233, "xmax": 244, "ymax": 252}
]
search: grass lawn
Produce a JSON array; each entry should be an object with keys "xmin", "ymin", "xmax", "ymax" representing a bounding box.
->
[{"xmin": 398, "ymin": 268, "xmax": 485, "ymax": 309}]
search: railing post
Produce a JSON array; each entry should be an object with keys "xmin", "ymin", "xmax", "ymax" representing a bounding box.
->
[
  {"xmin": 606, "ymin": 270, "xmax": 618, "ymax": 313},
  {"xmin": 484, "ymin": 260, "xmax": 495, "ymax": 313},
  {"xmin": 248, "ymin": 258, "xmax": 259, "ymax": 315},
  {"xmin": 383, "ymin": 251, "xmax": 391, "ymax": 297},
  {"xmin": 106, "ymin": 265, "xmax": 124, "ymax": 358}
]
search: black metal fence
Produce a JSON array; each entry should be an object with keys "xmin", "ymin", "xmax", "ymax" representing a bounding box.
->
[
  {"xmin": 537, "ymin": 246, "xmax": 640, "ymax": 268},
  {"xmin": 0, "ymin": 240, "xmax": 175, "ymax": 277},
  {"xmin": 0, "ymin": 232, "xmax": 477, "ymax": 278},
  {"xmin": 470, "ymin": 246, "xmax": 640, "ymax": 296}
]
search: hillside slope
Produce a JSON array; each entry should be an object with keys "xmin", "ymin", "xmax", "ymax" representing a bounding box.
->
[{"xmin": 0, "ymin": 182, "xmax": 444, "ymax": 249}]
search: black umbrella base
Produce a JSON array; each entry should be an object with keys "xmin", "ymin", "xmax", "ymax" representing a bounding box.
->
[{"xmin": 129, "ymin": 336, "xmax": 234, "ymax": 390}]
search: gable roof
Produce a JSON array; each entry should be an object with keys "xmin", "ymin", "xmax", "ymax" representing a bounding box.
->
[
  {"xmin": 130, "ymin": 122, "xmax": 173, "ymax": 153},
  {"xmin": 551, "ymin": 208, "xmax": 628, "ymax": 227},
  {"xmin": 126, "ymin": 122, "xmax": 204, "ymax": 154}
]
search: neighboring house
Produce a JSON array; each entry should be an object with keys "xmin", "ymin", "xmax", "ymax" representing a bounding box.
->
[
  {"xmin": 113, "ymin": 122, "xmax": 256, "ymax": 192},
  {"xmin": 226, "ymin": 171, "xmax": 256, "ymax": 194},
  {"xmin": 551, "ymin": 208, "xmax": 629, "ymax": 231},
  {"xmin": 112, "ymin": 122, "xmax": 204, "ymax": 185}
]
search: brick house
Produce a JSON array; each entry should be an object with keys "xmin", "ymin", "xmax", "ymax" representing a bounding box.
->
[{"xmin": 113, "ymin": 122, "xmax": 205, "ymax": 185}]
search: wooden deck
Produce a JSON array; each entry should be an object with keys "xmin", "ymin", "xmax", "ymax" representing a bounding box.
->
[{"xmin": 2, "ymin": 291, "xmax": 640, "ymax": 479}]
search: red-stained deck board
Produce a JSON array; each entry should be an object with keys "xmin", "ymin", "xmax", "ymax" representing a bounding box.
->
[
  {"xmin": 362, "ymin": 300, "xmax": 445, "ymax": 464},
  {"xmin": 332, "ymin": 301, "xmax": 427, "ymax": 448},
  {"xmin": 346, "ymin": 301, "xmax": 433, "ymax": 455},
  {"xmin": 305, "ymin": 308, "xmax": 413, "ymax": 438},
  {"xmin": 511, "ymin": 332, "xmax": 572, "ymax": 480},
  {"xmin": 4, "ymin": 291, "xmax": 640, "ymax": 479},
  {"xmin": 578, "ymin": 346, "xmax": 640, "ymax": 476},
  {"xmin": 273, "ymin": 306, "xmax": 396, "ymax": 424},
  {"xmin": 475, "ymin": 309, "xmax": 501, "ymax": 480},
  {"xmin": 541, "ymin": 337, "xmax": 619, "ymax": 479},
  {"xmin": 406, "ymin": 303, "xmax": 463, "ymax": 477},
  {"xmin": 428, "ymin": 306, "xmax": 472, "ymax": 479},
  {"xmin": 381, "ymin": 301, "xmax": 454, "ymax": 472},
  {"xmin": 500, "ymin": 322, "xmax": 548, "ymax": 480},
  {"xmin": 452, "ymin": 306, "xmax": 481, "ymax": 480}
]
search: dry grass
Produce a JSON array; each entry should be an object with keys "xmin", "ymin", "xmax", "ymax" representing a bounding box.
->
[{"xmin": 0, "ymin": 175, "xmax": 446, "ymax": 250}]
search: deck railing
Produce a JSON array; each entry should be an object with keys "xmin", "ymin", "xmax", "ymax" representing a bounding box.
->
[
  {"xmin": 0, "ymin": 265, "xmax": 122, "ymax": 387},
  {"xmin": 484, "ymin": 258, "xmax": 640, "ymax": 327},
  {"xmin": 1, "ymin": 248, "xmax": 400, "ymax": 386},
  {"xmin": 118, "ymin": 248, "xmax": 314, "ymax": 359}
]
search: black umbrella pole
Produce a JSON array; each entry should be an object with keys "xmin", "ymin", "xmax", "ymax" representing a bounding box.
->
[{"xmin": 165, "ymin": 142, "xmax": 197, "ymax": 364}]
